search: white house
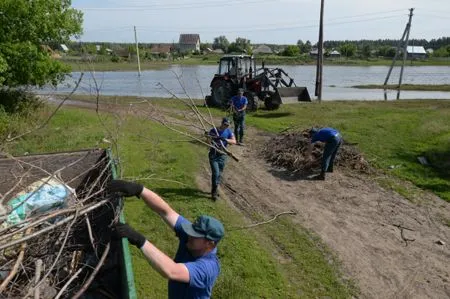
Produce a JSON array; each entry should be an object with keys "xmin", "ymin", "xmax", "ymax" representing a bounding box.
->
[
  {"xmin": 406, "ymin": 46, "xmax": 427, "ymax": 59},
  {"xmin": 178, "ymin": 34, "xmax": 201, "ymax": 53}
]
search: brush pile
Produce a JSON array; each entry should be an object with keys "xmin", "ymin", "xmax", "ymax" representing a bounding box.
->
[
  {"xmin": 262, "ymin": 129, "xmax": 371, "ymax": 173},
  {"xmin": 0, "ymin": 150, "xmax": 124, "ymax": 299}
]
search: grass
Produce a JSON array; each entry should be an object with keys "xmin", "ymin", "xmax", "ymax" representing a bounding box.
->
[
  {"xmin": 352, "ymin": 84, "xmax": 450, "ymax": 91},
  {"xmin": 3, "ymin": 104, "xmax": 355, "ymax": 298},
  {"xmin": 243, "ymin": 100, "xmax": 450, "ymax": 201},
  {"xmin": 5, "ymin": 97, "xmax": 449, "ymax": 298},
  {"xmin": 60, "ymin": 55, "xmax": 450, "ymax": 72},
  {"xmin": 46, "ymin": 95, "xmax": 450, "ymax": 202}
]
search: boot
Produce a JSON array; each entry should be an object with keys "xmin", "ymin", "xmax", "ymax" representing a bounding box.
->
[
  {"xmin": 326, "ymin": 167, "xmax": 333, "ymax": 173},
  {"xmin": 316, "ymin": 170, "xmax": 326, "ymax": 180},
  {"xmin": 211, "ymin": 185, "xmax": 218, "ymax": 201}
]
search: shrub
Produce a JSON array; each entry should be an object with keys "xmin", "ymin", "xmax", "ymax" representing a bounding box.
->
[{"xmin": 0, "ymin": 89, "xmax": 43, "ymax": 116}]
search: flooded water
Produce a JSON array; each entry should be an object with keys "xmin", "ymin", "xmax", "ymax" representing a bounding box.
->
[{"xmin": 42, "ymin": 65, "xmax": 450, "ymax": 101}]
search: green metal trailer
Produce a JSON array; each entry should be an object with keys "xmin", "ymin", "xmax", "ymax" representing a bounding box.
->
[{"xmin": 0, "ymin": 149, "xmax": 137, "ymax": 298}]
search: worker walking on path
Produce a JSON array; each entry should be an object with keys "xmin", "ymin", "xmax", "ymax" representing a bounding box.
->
[
  {"xmin": 206, "ymin": 117, "xmax": 236, "ymax": 200},
  {"xmin": 230, "ymin": 88, "xmax": 248, "ymax": 145},
  {"xmin": 309, "ymin": 127, "xmax": 342, "ymax": 180},
  {"xmin": 108, "ymin": 180, "xmax": 225, "ymax": 299}
]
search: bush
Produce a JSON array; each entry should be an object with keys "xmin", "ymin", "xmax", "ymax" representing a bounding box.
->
[
  {"xmin": 0, "ymin": 89, "xmax": 43, "ymax": 116},
  {"xmin": 111, "ymin": 55, "xmax": 121, "ymax": 63}
]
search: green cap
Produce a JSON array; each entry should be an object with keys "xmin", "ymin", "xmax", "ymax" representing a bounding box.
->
[{"xmin": 181, "ymin": 215, "xmax": 225, "ymax": 242}]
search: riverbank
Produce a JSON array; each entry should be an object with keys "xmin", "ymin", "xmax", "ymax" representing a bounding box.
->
[
  {"xmin": 61, "ymin": 55, "xmax": 450, "ymax": 71},
  {"xmin": 353, "ymin": 84, "xmax": 450, "ymax": 91}
]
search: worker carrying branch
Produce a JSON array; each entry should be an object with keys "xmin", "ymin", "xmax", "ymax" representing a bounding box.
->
[
  {"xmin": 308, "ymin": 127, "xmax": 342, "ymax": 180},
  {"xmin": 206, "ymin": 117, "xmax": 236, "ymax": 200}
]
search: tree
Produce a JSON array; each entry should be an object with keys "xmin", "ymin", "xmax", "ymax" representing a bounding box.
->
[
  {"xmin": 303, "ymin": 40, "xmax": 312, "ymax": 54},
  {"xmin": 0, "ymin": 0, "xmax": 83, "ymax": 88},
  {"xmin": 212, "ymin": 36, "xmax": 230, "ymax": 52},
  {"xmin": 361, "ymin": 44, "xmax": 371, "ymax": 58},
  {"xmin": 283, "ymin": 45, "xmax": 300, "ymax": 57},
  {"xmin": 433, "ymin": 46, "xmax": 450, "ymax": 57},
  {"xmin": 339, "ymin": 43, "xmax": 357, "ymax": 58},
  {"xmin": 297, "ymin": 40, "xmax": 304, "ymax": 53},
  {"xmin": 228, "ymin": 37, "xmax": 251, "ymax": 54}
]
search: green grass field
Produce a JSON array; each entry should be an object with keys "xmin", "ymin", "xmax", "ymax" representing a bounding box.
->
[
  {"xmin": 3, "ymin": 105, "xmax": 354, "ymax": 298},
  {"xmin": 3, "ymin": 97, "xmax": 449, "ymax": 298},
  {"xmin": 60, "ymin": 55, "xmax": 450, "ymax": 72},
  {"xmin": 352, "ymin": 84, "xmax": 450, "ymax": 91},
  {"xmin": 241, "ymin": 100, "xmax": 450, "ymax": 201}
]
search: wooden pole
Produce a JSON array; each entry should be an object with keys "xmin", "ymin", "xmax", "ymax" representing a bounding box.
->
[
  {"xmin": 315, "ymin": 0, "xmax": 325, "ymax": 101},
  {"xmin": 397, "ymin": 8, "xmax": 414, "ymax": 99},
  {"xmin": 134, "ymin": 26, "xmax": 141, "ymax": 77}
]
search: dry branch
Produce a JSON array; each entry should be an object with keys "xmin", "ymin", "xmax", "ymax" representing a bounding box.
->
[
  {"xmin": 72, "ymin": 242, "xmax": 110, "ymax": 299},
  {"xmin": 262, "ymin": 129, "xmax": 371, "ymax": 173}
]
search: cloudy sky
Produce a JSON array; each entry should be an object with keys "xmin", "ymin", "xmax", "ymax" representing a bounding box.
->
[{"xmin": 72, "ymin": 0, "xmax": 450, "ymax": 44}]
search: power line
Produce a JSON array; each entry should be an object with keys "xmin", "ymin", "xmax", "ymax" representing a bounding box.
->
[
  {"xmin": 76, "ymin": 0, "xmax": 273, "ymax": 11},
  {"xmin": 130, "ymin": 14, "xmax": 402, "ymax": 33}
]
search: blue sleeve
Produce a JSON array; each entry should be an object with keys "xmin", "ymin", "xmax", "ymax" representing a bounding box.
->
[
  {"xmin": 185, "ymin": 259, "xmax": 219, "ymax": 288},
  {"xmin": 244, "ymin": 97, "xmax": 248, "ymax": 105},
  {"xmin": 227, "ymin": 128, "xmax": 233, "ymax": 138},
  {"xmin": 174, "ymin": 215, "xmax": 190, "ymax": 240}
]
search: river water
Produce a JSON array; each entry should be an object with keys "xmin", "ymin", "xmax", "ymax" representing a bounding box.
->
[{"xmin": 43, "ymin": 65, "xmax": 450, "ymax": 101}]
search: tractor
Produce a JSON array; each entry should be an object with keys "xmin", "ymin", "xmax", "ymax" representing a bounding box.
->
[{"xmin": 205, "ymin": 54, "xmax": 311, "ymax": 111}]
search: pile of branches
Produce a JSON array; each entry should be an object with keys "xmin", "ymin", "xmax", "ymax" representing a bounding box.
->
[
  {"xmin": 261, "ymin": 129, "xmax": 371, "ymax": 173},
  {"xmin": 0, "ymin": 150, "xmax": 121, "ymax": 299}
]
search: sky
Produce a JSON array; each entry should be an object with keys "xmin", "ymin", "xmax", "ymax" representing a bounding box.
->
[{"xmin": 72, "ymin": 0, "xmax": 450, "ymax": 44}]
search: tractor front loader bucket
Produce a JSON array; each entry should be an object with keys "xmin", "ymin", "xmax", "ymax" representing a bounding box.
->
[{"xmin": 277, "ymin": 87, "xmax": 312, "ymax": 103}]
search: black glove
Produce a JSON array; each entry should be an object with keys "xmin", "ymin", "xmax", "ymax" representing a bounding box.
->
[
  {"xmin": 213, "ymin": 136, "xmax": 226, "ymax": 141},
  {"xmin": 115, "ymin": 223, "xmax": 146, "ymax": 248},
  {"xmin": 108, "ymin": 180, "xmax": 144, "ymax": 197}
]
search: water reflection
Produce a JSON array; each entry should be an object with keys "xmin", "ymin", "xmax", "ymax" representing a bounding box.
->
[{"xmin": 39, "ymin": 65, "xmax": 450, "ymax": 101}]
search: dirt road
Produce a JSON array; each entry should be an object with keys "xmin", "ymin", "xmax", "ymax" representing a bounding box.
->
[{"xmin": 197, "ymin": 126, "xmax": 450, "ymax": 299}]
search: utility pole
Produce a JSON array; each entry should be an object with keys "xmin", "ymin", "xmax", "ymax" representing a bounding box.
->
[
  {"xmin": 383, "ymin": 8, "xmax": 414, "ymax": 99},
  {"xmin": 315, "ymin": 0, "xmax": 325, "ymax": 102},
  {"xmin": 398, "ymin": 8, "xmax": 414, "ymax": 99},
  {"xmin": 134, "ymin": 26, "xmax": 141, "ymax": 76}
]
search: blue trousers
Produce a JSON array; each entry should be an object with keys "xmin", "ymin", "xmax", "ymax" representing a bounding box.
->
[
  {"xmin": 209, "ymin": 151, "xmax": 227, "ymax": 191},
  {"xmin": 322, "ymin": 136, "xmax": 342, "ymax": 172},
  {"xmin": 233, "ymin": 112, "xmax": 245, "ymax": 142}
]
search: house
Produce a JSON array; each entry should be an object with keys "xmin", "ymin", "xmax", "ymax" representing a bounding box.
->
[
  {"xmin": 309, "ymin": 48, "xmax": 319, "ymax": 57},
  {"xmin": 150, "ymin": 44, "xmax": 173, "ymax": 55},
  {"xmin": 329, "ymin": 50, "xmax": 341, "ymax": 58},
  {"xmin": 178, "ymin": 34, "xmax": 200, "ymax": 53},
  {"xmin": 60, "ymin": 44, "xmax": 69, "ymax": 52},
  {"xmin": 253, "ymin": 44, "xmax": 273, "ymax": 54},
  {"xmin": 406, "ymin": 46, "xmax": 427, "ymax": 59}
]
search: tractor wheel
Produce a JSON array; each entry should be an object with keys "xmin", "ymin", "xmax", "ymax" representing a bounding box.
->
[
  {"xmin": 244, "ymin": 91, "xmax": 258, "ymax": 112},
  {"xmin": 211, "ymin": 81, "xmax": 232, "ymax": 108},
  {"xmin": 264, "ymin": 91, "xmax": 281, "ymax": 110},
  {"xmin": 205, "ymin": 96, "xmax": 214, "ymax": 107}
]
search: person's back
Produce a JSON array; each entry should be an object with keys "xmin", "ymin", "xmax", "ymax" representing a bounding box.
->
[{"xmin": 311, "ymin": 127, "xmax": 340, "ymax": 143}]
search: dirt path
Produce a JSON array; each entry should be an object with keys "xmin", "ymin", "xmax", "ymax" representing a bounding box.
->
[
  {"xmin": 196, "ymin": 126, "xmax": 450, "ymax": 299},
  {"xmin": 53, "ymin": 98, "xmax": 450, "ymax": 298}
]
